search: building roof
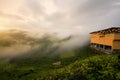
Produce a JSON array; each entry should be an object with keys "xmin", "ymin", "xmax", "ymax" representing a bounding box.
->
[{"xmin": 90, "ymin": 27, "xmax": 120, "ymax": 34}]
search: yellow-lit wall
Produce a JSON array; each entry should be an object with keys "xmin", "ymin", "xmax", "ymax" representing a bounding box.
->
[
  {"xmin": 113, "ymin": 33, "xmax": 120, "ymax": 49},
  {"xmin": 90, "ymin": 33, "xmax": 114, "ymax": 46},
  {"xmin": 113, "ymin": 41, "xmax": 120, "ymax": 49},
  {"xmin": 114, "ymin": 33, "xmax": 120, "ymax": 40},
  {"xmin": 91, "ymin": 33, "xmax": 120, "ymax": 50}
]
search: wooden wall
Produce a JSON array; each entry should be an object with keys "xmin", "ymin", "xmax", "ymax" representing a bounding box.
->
[
  {"xmin": 90, "ymin": 33, "xmax": 114, "ymax": 46},
  {"xmin": 91, "ymin": 33, "xmax": 120, "ymax": 50},
  {"xmin": 113, "ymin": 40, "xmax": 120, "ymax": 49},
  {"xmin": 114, "ymin": 33, "xmax": 120, "ymax": 40}
]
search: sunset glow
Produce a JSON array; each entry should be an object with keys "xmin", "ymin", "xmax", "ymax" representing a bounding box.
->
[{"xmin": 0, "ymin": 0, "xmax": 119, "ymax": 36}]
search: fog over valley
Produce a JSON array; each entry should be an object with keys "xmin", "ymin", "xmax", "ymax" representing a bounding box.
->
[{"xmin": 0, "ymin": 0, "xmax": 120, "ymax": 58}]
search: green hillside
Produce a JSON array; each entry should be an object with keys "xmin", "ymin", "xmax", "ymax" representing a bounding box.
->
[
  {"xmin": 42, "ymin": 54, "xmax": 120, "ymax": 80},
  {"xmin": 0, "ymin": 46, "xmax": 120, "ymax": 80}
]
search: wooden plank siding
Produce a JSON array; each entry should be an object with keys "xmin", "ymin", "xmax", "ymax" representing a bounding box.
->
[
  {"xmin": 90, "ymin": 27, "xmax": 120, "ymax": 51},
  {"xmin": 90, "ymin": 33, "xmax": 114, "ymax": 46}
]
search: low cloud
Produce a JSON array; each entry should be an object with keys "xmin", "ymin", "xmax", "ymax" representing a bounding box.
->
[
  {"xmin": 0, "ymin": 0, "xmax": 120, "ymax": 57},
  {"xmin": 0, "ymin": 29, "xmax": 74, "ymax": 58}
]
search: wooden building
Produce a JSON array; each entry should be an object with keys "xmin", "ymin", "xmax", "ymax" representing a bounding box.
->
[{"xmin": 90, "ymin": 27, "xmax": 120, "ymax": 53}]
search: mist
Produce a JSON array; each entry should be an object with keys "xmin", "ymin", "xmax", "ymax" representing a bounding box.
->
[
  {"xmin": 0, "ymin": 29, "xmax": 87, "ymax": 58},
  {"xmin": 0, "ymin": 0, "xmax": 120, "ymax": 58}
]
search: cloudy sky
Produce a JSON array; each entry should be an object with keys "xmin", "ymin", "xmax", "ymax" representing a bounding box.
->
[{"xmin": 0, "ymin": 0, "xmax": 120, "ymax": 36}]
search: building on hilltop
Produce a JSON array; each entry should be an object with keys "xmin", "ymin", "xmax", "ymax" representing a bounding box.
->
[{"xmin": 90, "ymin": 27, "xmax": 120, "ymax": 53}]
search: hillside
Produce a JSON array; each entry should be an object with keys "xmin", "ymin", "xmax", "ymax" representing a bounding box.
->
[
  {"xmin": 41, "ymin": 54, "xmax": 120, "ymax": 80},
  {"xmin": 0, "ymin": 45, "xmax": 120, "ymax": 80},
  {"xmin": 0, "ymin": 30, "xmax": 119, "ymax": 80}
]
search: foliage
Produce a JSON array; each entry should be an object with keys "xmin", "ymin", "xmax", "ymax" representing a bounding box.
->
[
  {"xmin": 0, "ymin": 53, "xmax": 119, "ymax": 80},
  {"xmin": 42, "ymin": 54, "xmax": 120, "ymax": 80},
  {"xmin": 0, "ymin": 46, "xmax": 96, "ymax": 80}
]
